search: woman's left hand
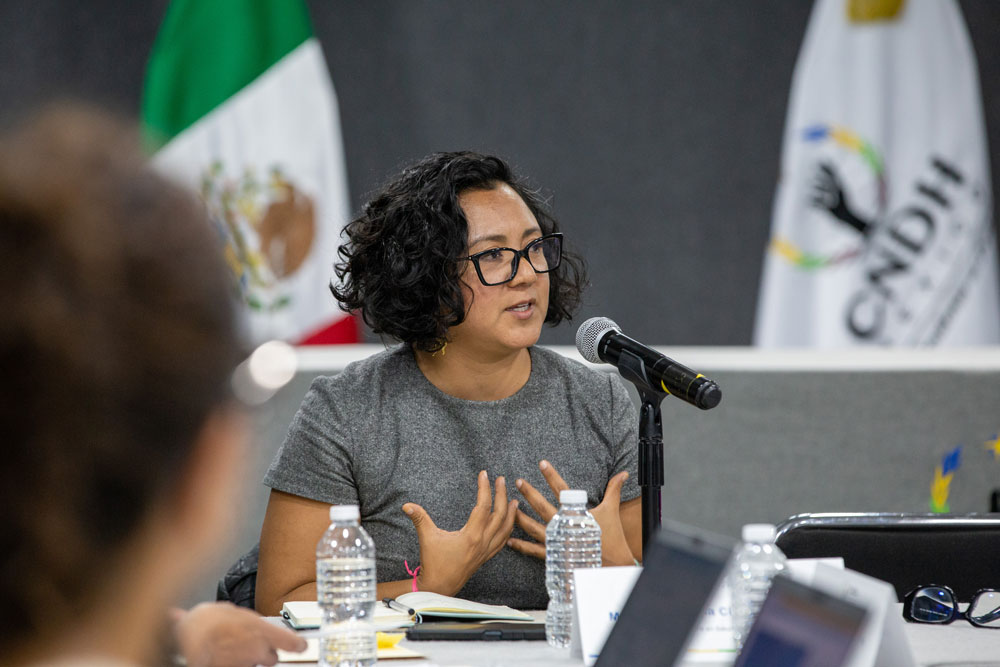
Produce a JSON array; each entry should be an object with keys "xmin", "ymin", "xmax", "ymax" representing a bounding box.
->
[{"xmin": 507, "ymin": 460, "xmax": 636, "ymax": 566}]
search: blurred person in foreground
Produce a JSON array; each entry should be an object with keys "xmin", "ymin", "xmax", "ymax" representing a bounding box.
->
[{"xmin": 0, "ymin": 105, "xmax": 304, "ymax": 667}]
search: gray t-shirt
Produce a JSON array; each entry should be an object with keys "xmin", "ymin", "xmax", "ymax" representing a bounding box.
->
[{"xmin": 264, "ymin": 344, "xmax": 639, "ymax": 609}]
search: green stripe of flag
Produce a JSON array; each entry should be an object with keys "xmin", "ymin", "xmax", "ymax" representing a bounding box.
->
[{"xmin": 141, "ymin": 0, "xmax": 312, "ymax": 148}]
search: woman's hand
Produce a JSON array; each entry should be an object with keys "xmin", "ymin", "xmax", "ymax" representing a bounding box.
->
[
  {"xmin": 509, "ymin": 460, "xmax": 635, "ymax": 567},
  {"xmin": 402, "ymin": 470, "xmax": 518, "ymax": 596}
]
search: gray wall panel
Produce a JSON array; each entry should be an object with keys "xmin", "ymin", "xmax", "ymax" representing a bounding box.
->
[{"xmin": 655, "ymin": 370, "xmax": 1000, "ymax": 535}]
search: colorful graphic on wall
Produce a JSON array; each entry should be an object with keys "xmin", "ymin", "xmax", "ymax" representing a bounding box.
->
[
  {"xmin": 929, "ymin": 445, "xmax": 962, "ymax": 513},
  {"xmin": 984, "ymin": 434, "xmax": 1000, "ymax": 460}
]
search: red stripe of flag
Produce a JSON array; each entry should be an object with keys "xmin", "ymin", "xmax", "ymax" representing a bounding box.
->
[{"xmin": 297, "ymin": 314, "xmax": 361, "ymax": 345}]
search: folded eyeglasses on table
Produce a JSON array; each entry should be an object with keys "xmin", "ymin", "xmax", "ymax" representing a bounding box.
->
[{"xmin": 903, "ymin": 585, "xmax": 1000, "ymax": 628}]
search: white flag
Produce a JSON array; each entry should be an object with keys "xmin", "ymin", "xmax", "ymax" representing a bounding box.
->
[
  {"xmin": 142, "ymin": 0, "xmax": 359, "ymax": 345},
  {"xmin": 754, "ymin": 0, "xmax": 1000, "ymax": 347}
]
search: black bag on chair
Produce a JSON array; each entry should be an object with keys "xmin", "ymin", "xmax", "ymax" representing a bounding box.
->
[
  {"xmin": 775, "ymin": 513, "xmax": 1000, "ymax": 602},
  {"xmin": 216, "ymin": 543, "xmax": 259, "ymax": 609}
]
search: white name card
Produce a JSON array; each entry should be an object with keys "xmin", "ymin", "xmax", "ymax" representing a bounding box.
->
[
  {"xmin": 683, "ymin": 583, "xmax": 738, "ymax": 661},
  {"xmin": 572, "ymin": 566, "xmax": 643, "ymax": 666}
]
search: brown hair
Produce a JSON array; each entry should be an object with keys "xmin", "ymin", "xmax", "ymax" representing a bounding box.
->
[{"xmin": 0, "ymin": 105, "xmax": 240, "ymax": 649}]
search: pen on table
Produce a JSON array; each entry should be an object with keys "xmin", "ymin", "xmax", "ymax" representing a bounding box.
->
[{"xmin": 383, "ymin": 597, "xmax": 415, "ymax": 616}]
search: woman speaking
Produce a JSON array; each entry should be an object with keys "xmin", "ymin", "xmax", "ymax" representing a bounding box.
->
[{"xmin": 256, "ymin": 152, "xmax": 641, "ymax": 613}]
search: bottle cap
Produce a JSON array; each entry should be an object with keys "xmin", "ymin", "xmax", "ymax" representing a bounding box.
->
[
  {"xmin": 329, "ymin": 504, "xmax": 360, "ymax": 521},
  {"xmin": 741, "ymin": 523, "xmax": 777, "ymax": 543},
  {"xmin": 559, "ymin": 489, "xmax": 588, "ymax": 505}
]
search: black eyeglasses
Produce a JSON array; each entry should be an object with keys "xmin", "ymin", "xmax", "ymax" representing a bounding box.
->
[
  {"xmin": 463, "ymin": 233, "xmax": 563, "ymax": 286},
  {"xmin": 903, "ymin": 585, "xmax": 1000, "ymax": 628}
]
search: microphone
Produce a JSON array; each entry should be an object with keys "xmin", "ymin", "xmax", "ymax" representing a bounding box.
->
[{"xmin": 576, "ymin": 317, "xmax": 721, "ymax": 410}]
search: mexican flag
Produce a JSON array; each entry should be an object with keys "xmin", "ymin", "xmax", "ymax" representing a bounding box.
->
[
  {"xmin": 754, "ymin": 0, "xmax": 1000, "ymax": 347},
  {"xmin": 142, "ymin": 0, "xmax": 359, "ymax": 345}
]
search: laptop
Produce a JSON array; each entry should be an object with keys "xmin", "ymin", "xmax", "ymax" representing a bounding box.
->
[
  {"xmin": 734, "ymin": 574, "xmax": 868, "ymax": 667},
  {"xmin": 809, "ymin": 563, "xmax": 917, "ymax": 667},
  {"xmin": 594, "ymin": 520, "xmax": 736, "ymax": 667}
]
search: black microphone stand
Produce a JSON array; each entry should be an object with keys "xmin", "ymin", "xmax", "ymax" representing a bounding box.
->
[
  {"xmin": 637, "ymin": 386, "xmax": 666, "ymax": 553},
  {"xmin": 612, "ymin": 350, "xmax": 668, "ymax": 552}
]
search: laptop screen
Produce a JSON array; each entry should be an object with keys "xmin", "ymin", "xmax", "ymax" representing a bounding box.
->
[
  {"xmin": 595, "ymin": 520, "xmax": 735, "ymax": 667},
  {"xmin": 734, "ymin": 575, "xmax": 868, "ymax": 667}
]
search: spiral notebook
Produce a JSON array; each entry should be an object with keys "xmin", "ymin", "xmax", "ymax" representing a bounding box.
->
[{"xmin": 281, "ymin": 591, "xmax": 532, "ymax": 630}]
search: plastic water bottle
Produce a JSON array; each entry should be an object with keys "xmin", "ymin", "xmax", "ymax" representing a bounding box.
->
[
  {"xmin": 316, "ymin": 504, "xmax": 377, "ymax": 667},
  {"xmin": 545, "ymin": 489, "xmax": 602, "ymax": 648},
  {"xmin": 728, "ymin": 523, "xmax": 787, "ymax": 649}
]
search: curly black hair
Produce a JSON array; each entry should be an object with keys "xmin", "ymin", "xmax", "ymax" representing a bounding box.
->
[{"xmin": 332, "ymin": 151, "xmax": 588, "ymax": 352}]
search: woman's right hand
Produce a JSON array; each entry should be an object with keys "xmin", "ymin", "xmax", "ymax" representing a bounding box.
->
[
  {"xmin": 509, "ymin": 460, "xmax": 635, "ymax": 567},
  {"xmin": 402, "ymin": 470, "xmax": 518, "ymax": 596}
]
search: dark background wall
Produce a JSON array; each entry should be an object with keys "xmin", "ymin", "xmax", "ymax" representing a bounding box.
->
[{"xmin": 3, "ymin": 1, "xmax": 998, "ymax": 346}]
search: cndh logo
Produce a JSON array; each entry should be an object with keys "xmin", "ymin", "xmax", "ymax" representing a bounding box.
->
[
  {"xmin": 771, "ymin": 123, "xmax": 976, "ymax": 343},
  {"xmin": 770, "ymin": 124, "xmax": 886, "ymax": 271}
]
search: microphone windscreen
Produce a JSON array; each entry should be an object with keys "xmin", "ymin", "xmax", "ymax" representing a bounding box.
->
[{"xmin": 575, "ymin": 316, "xmax": 621, "ymax": 363}]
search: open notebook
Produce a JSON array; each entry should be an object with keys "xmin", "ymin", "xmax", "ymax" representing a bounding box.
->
[{"xmin": 281, "ymin": 591, "xmax": 532, "ymax": 630}]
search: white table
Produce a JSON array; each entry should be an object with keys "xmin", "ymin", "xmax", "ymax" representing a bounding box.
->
[{"xmin": 273, "ymin": 610, "xmax": 1000, "ymax": 667}]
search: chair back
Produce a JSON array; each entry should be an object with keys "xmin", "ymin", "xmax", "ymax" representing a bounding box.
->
[
  {"xmin": 216, "ymin": 543, "xmax": 258, "ymax": 609},
  {"xmin": 774, "ymin": 513, "xmax": 1000, "ymax": 602}
]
